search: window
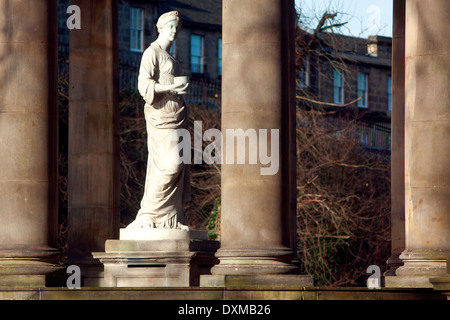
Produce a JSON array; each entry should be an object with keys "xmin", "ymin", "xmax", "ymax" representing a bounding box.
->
[
  {"xmin": 130, "ymin": 7, "xmax": 144, "ymax": 52},
  {"xmin": 357, "ymin": 72, "xmax": 368, "ymax": 108},
  {"xmin": 333, "ymin": 69, "xmax": 344, "ymax": 104},
  {"xmin": 170, "ymin": 40, "xmax": 176, "ymax": 58},
  {"xmin": 298, "ymin": 57, "xmax": 310, "ymax": 89},
  {"xmin": 218, "ymin": 38, "xmax": 222, "ymax": 77},
  {"xmin": 190, "ymin": 34, "xmax": 204, "ymax": 74},
  {"xmin": 358, "ymin": 131, "xmax": 369, "ymax": 146},
  {"xmin": 387, "ymin": 76, "xmax": 392, "ymax": 111}
]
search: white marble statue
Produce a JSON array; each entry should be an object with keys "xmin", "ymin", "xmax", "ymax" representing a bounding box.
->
[{"xmin": 126, "ymin": 11, "xmax": 190, "ymax": 230}]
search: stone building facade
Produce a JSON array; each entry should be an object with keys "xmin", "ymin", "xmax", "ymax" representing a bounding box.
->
[
  {"xmin": 58, "ymin": 0, "xmax": 391, "ymax": 122},
  {"xmin": 58, "ymin": 0, "xmax": 222, "ymax": 86},
  {"xmin": 297, "ymin": 31, "xmax": 393, "ymax": 151},
  {"xmin": 305, "ymin": 33, "xmax": 392, "ymax": 117}
]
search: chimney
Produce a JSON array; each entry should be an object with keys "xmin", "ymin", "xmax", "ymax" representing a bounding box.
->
[{"xmin": 367, "ymin": 35, "xmax": 378, "ymax": 57}]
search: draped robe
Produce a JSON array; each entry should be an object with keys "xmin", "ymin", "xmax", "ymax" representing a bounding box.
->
[{"xmin": 127, "ymin": 41, "xmax": 190, "ymax": 229}]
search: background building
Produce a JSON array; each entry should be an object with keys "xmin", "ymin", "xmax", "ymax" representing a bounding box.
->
[
  {"xmin": 59, "ymin": 0, "xmax": 222, "ymax": 95},
  {"xmin": 58, "ymin": 0, "xmax": 391, "ymax": 150},
  {"xmin": 297, "ymin": 29, "xmax": 392, "ymax": 152}
]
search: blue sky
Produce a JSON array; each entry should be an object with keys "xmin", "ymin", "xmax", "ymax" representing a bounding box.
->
[{"xmin": 295, "ymin": 0, "xmax": 393, "ymax": 38}]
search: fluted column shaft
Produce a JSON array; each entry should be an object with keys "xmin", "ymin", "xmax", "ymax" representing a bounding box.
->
[
  {"xmin": 67, "ymin": 0, "xmax": 120, "ymax": 278},
  {"xmin": 212, "ymin": 0, "xmax": 299, "ymax": 275},
  {"xmin": 0, "ymin": 0, "xmax": 60, "ymax": 285},
  {"xmin": 386, "ymin": 0, "xmax": 406, "ymax": 276},
  {"xmin": 396, "ymin": 0, "xmax": 450, "ymax": 286}
]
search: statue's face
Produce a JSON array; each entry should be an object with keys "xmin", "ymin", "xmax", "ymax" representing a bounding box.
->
[{"xmin": 160, "ymin": 20, "xmax": 179, "ymax": 42}]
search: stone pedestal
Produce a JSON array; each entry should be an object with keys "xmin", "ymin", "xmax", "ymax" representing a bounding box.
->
[{"xmin": 92, "ymin": 229, "xmax": 219, "ymax": 287}]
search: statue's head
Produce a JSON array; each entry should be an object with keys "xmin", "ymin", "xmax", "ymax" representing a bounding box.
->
[{"xmin": 156, "ymin": 11, "xmax": 182, "ymax": 41}]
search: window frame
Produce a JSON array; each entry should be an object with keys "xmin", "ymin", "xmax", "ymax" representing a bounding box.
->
[
  {"xmin": 333, "ymin": 69, "xmax": 344, "ymax": 105},
  {"xmin": 357, "ymin": 72, "xmax": 369, "ymax": 108},
  {"xmin": 218, "ymin": 38, "xmax": 222, "ymax": 77},
  {"xmin": 130, "ymin": 7, "xmax": 144, "ymax": 53},
  {"xmin": 298, "ymin": 56, "xmax": 310, "ymax": 89},
  {"xmin": 169, "ymin": 39, "xmax": 176, "ymax": 58},
  {"xmin": 387, "ymin": 75, "xmax": 392, "ymax": 112},
  {"xmin": 190, "ymin": 34, "xmax": 204, "ymax": 74}
]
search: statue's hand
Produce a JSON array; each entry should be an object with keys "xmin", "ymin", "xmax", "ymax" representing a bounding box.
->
[
  {"xmin": 172, "ymin": 82, "xmax": 189, "ymax": 95},
  {"xmin": 154, "ymin": 82, "xmax": 189, "ymax": 96}
]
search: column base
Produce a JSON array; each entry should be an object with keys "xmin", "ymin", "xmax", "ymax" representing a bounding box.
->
[
  {"xmin": 385, "ymin": 250, "xmax": 448, "ymax": 288},
  {"xmin": 211, "ymin": 247, "xmax": 302, "ymax": 276},
  {"xmin": 384, "ymin": 252, "xmax": 404, "ymax": 276},
  {"xmin": 0, "ymin": 246, "xmax": 62, "ymax": 287}
]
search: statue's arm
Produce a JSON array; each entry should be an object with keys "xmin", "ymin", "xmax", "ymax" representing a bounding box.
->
[{"xmin": 138, "ymin": 48, "xmax": 157, "ymax": 105}]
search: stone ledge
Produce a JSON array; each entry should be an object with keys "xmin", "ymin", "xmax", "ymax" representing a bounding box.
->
[
  {"xmin": 0, "ymin": 275, "xmax": 48, "ymax": 288},
  {"xmin": 0, "ymin": 286, "xmax": 446, "ymax": 300},
  {"xmin": 430, "ymin": 275, "xmax": 450, "ymax": 292},
  {"xmin": 200, "ymin": 274, "xmax": 314, "ymax": 290},
  {"xmin": 384, "ymin": 275, "xmax": 434, "ymax": 288}
]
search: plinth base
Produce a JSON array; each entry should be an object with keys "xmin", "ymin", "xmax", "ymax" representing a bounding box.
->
[
  {"xmin": 92, "ymin": 236, "xmax": 219, "ymax": 287},
  {"xmin": 200, "ymin": 274, "xmax": 314, "ymax": 289}
]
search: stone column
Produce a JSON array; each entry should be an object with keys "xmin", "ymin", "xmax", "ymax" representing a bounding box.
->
[
  {"xmin": 385, "ymin": 0, "xmax": 406, "ymax": 278},
  {"xmin": 67, "ymin": 0, "xmax": 120, "ymax": 285},
  {"xmin": 202, "ymin": 0, "xmax": 312, "ymax": 287},
  {"xmin": 395, "ymin": 0, "xmax": 450, "ymax": 287},
  {"xmin": 0, "ymin": 0, "xmax": 60, "ymax": 286}
]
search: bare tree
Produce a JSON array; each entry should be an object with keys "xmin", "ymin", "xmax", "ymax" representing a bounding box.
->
[{"xmin": 294, "ymin": 10, "xmax": 391, "ymax": 286}]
